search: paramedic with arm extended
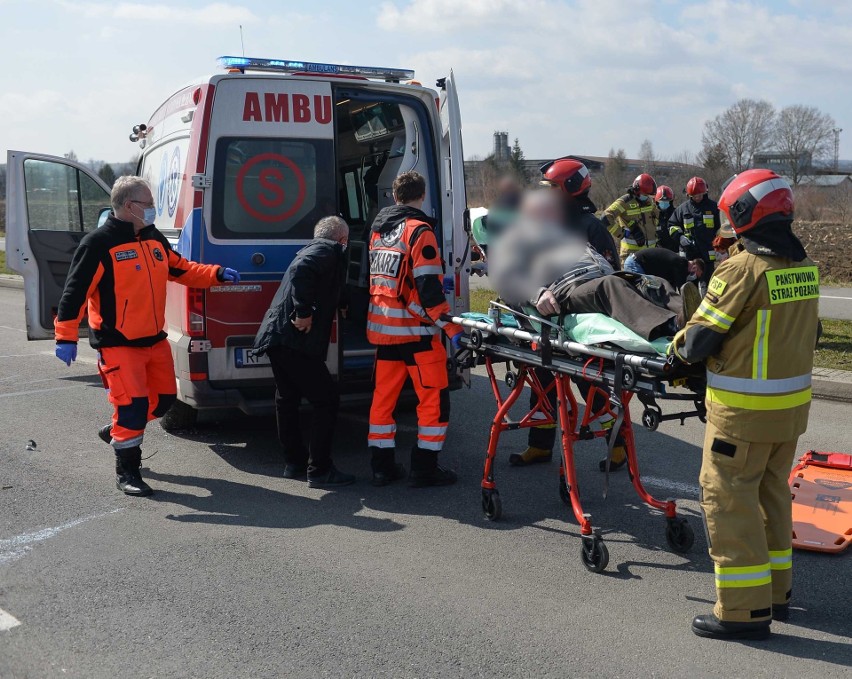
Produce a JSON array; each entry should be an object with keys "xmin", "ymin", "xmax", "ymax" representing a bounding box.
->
[
  {"xmin": 53, "ymin": 177, "xmax": 240, "ymax": 497},
  {"xmin": 366, "ymin": 171, "xmax": 465, "ymax": 488},
  {"xmin": 252, "ymin": 216, "xmax": 353, "ymax": 488},
  {"xmin": 670, "ymin": 170, "xmax": 819, "ymax": 641}
]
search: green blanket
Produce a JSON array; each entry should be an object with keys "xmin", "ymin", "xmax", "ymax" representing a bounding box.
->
[{"xmin": 460, "ymin": 311, "xmax": 670, "ymax": 355}]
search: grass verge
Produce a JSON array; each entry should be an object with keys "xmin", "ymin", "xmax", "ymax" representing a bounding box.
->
[
  {"xmin": 0, "ymin": 250, "xmax": 12, "ymax": 275},
  {"xmin": 469, "ymin": 287, "xmax": 496, "ymax": 314},
  {"xmin": 815, "ymin": 319, "xmax": 852, "ymax": 371}
]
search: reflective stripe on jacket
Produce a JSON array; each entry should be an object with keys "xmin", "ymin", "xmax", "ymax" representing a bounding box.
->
[
  {"xmin": 673, "ymin": 252, "xmax": 819, "ymax": 441},
  {"xmin": 602, "ymin": 193, "xmax": 658, "ymax": 255}
]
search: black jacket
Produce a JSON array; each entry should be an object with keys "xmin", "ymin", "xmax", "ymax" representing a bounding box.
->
[
  {"xmin": 633, "ymin": 247, "xmax": 691, "ymax": 288},
  {"xmin": 567, "ymin": 195, "xmax": 619, "ymax": 270},
  {"xmin": 668, "ymin": 196, "xmax": 720, "ymax": 259},
  {"xmin": 655, "ymin": 205, "xmax": 677, "ymax": 251},
  {"xmin": 253, "ymin": 238, "xmax": 346, "ymax": 358}
]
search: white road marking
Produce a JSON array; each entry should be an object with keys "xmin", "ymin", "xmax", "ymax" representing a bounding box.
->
[
  {"xmin": 0, "ymin": 509, "xmax": 123, "ymax": 566},
  {"xmin": 0, "ymin": 607, "xmax": 22, "ymax": 631},
  {"xmin": 642, "ymin": 476, "xmax": 701, "ymax": 498},
  {"xmin": 0, "ymin": 354, "xmax": 50, "ymax": 359},
  {"xmin": 821, "ymin": 295, "xmax": 852, "ymax": 301},
  {"xmin": 0, "ymin": 325, "xmax": 26, "ymax": 333},
  {"xmin": 0, "ymin": 385, "xmax": 86, "ymax": 399}
]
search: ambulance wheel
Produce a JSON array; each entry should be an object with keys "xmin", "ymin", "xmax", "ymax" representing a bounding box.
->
[
  {"xmin": 665, "ymin": 518, "xmax": 695, "ymax": 553},
  {"xmin": 580, "ymin": 537, "xmax": 609, "ymax": 573},
  {"xmin": 559, "ymin": 474, "xmax": 572, "ymax": 506},
  {"xmin": 482, "ymin": 489, "xmax": 502, "ymax": 521},
  {"xmin": 160, "ymin": 400, "xmax": 198, "ymax": 432}
]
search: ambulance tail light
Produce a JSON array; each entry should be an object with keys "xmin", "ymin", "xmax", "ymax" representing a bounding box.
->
[{"xmin": 186, "ymin": 288, "xmax": 205, "ymax": 337}]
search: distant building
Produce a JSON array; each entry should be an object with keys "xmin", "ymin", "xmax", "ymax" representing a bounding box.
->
[
  {"xmin": 492, "ymin": 131, "xmax": 510, "ymax": 162},
  {"xmin": 752, "ymin": 151, "xmax": 814, "ymax": 175}
]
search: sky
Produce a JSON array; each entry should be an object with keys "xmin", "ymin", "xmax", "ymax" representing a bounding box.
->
[{"xmin": 1, "ymin": 0, "xmax": 851, "ymax": 166}]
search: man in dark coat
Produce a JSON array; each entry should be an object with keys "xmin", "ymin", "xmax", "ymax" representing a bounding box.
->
[{"xmin": 253, "ymin": 216, "xmax": 353, "ymax": 487}]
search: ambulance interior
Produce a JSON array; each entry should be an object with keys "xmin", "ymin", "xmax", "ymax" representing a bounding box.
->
[{"xmin": 333, "ymin": 94, "xmax": 437, "ymax": 380}]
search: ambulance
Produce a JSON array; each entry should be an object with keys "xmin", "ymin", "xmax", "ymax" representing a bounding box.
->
[{"xmin": 5, "ymin": 56, "xmax": 470, "ymax": 429}]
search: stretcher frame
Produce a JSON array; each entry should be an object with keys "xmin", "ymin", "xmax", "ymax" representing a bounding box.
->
[{"xmin": 450, "ymin": 302, "xmax": 707, "ymax": 572}]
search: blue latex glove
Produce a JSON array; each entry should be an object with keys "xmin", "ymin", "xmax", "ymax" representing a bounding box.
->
[
  {"xmin": 220, "ymin": 267, "xmax": 241, "ymax": 283},
  {"xmin": 451, "ymin": 333, "xmax": 464, "ymax": 352},
  {"xmin": 55, "ymin": 343, "xmax": 77, "ymax": 366},
  {"xmin": 442, "ymin": 275, "xmax": 454, "ymax": 295}
]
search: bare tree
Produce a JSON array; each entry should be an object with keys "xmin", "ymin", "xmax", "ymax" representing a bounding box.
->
[
  {"xmin": 702, "ymin": 99, "xmax": 776, "ymax": 172},
  {"xmin": 638, "ymin": 139, "xmax": 655, "ymax": 172},
  {"xmin": 774, "ymin": 105, "xmax": 837, "ymax": 185},
  {"xmin": 695, "ymin": 142, "xmax": 733, "ymax": 198},
  {"xmin": 591, "ymin": 148, "xmax": 631, "ymax": 209}
]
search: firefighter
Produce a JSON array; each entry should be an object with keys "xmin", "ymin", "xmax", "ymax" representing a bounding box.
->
[
  {"xmin": 511, "ymin": 158, "xmax": 622, "ymax": 468},
  {"xmin": 668, "ymin": 176, "xmax": 721, "ymax": 293},
  {"xmin": 601, "ymin": 173, "xmax": 659, "ymax": 266},
  {"xmin": 671, "ymin": 169, "xmax": 820, "ymax": 640},
  {"xmin": 366, "ymin": 171, "xmax": 464, "ymax": 487},
  {"xmin": 654, "ymin": 185, "xmax": 678, "ymax": 252},
  {"xmin": 53, "ymin": 176, "xmax": 239, "ymax": 496}
]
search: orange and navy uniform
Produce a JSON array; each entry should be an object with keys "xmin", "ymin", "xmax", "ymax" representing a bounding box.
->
[
  {"xmin": 55, "ymin": 215, "xmax": 222, "ymax": 447},
  {"xmin": 366, "ymin": 205, "xmax": 462, "ymax": 453}
]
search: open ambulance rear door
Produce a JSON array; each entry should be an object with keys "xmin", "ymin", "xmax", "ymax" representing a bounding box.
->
[
  {"xmin": 5, "ymin": 151, "xmax": 112, "ymax": 339},
  {"xmin": 439, "ymin": 70, "xmax": 469, "ymax": 317}
]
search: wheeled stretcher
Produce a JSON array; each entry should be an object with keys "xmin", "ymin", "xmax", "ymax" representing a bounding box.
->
[{"xmin": 450, "ymin": 301, "xmax": 708, "ymax": 573}]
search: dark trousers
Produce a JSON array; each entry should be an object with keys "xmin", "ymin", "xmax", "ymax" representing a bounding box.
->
[
  {"xmin": 267, "ymin": 346, "xmax": 339, "ymax": 474},
  {"xmin": 563, "ymin": 275, "xmax": 676, "ymax": 340}
]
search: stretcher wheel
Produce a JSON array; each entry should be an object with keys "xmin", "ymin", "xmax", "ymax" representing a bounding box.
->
[
  {"xmin": 469, "ymin": 328, "xmax": 484, "ymax": 349},
  {"xmin": 505, "ymin": 371, "xmax": 517, "ymax": 388},
  {"xmin": 559, "ymin": 474, "xmax": 571, "ymax": 506},
  {"xmin": 641, "ymin": 408, "xmax": 661, "ymax": 432},
  {"xmin": 621, "ymin": 366, "xmax": 637, "ymax": 390},
  {"xmin": 482, "ymin": 489, "xmax": 502, "ymax": 521},
  {"xmin": 580, "ymin": 537, "xmax": 609, "ymax": 573},
  {"xmin": 665, "ymin": 518, "xmax": 695, "ymax": 553}
]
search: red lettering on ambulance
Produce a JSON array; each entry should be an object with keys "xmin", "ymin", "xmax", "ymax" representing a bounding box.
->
[
  {"xmin": 264, "ymin": 93, "xmax": 290, "ymax": 122},
  {"xmin": 314, "ymin": 95, "xmax": 332, "ymax": 124},
  {"xmin": 258, "ymin": 168, "xmax": 285, "ymax": 207},
  {"xmin": 243, "ymin": 92, "xmax": 262, "ymax": 121},
  {"xmin": 293, "ymin": 94, "xmax": 310, "ymax": 123}
]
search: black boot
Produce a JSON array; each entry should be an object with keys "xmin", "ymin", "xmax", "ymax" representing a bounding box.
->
[
  {"xmin": 691, "ymin": 613, "xmax": 771, "ymax": 640},
  {"xmin": 115, "ymin": 447, "xmax": 153, "ymax": 497},
  {"xmin": 408, "ymin": 446, "xmax": 457, "ymax": 488},
  {"xmin": 370, "ymin": 447, "xmax": 407, "ymax": 487},
  {"xmin": 772, "ymin": 603, "xmax": 789, "ymax": 621},
  {"xmin": 98, "ymin": 424, "xmax": 113, "ymax": 445}
]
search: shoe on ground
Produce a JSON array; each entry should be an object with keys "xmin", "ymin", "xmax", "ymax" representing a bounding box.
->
[
  {"xmin": 772, "ymin": 603, "xmax": 789, "ymax": 622},
  {"xmin": 691, "ymin": 614, "xmax": 771, "ymax": 640},
  {"xmin": 308, "ymin": 466, "xmax": 355, "ymax": 488},
  {"xmin": 509, "ymin": 446, "xmax": 553, "ymax": 467},
  {"xmin": 409, "ymin": 465, "xmax": 457, "ymax": 488},
  {"xmin": 598, "ymin": 445, "xmax": 627, "ymax": 472},
  {"xmin": 678, "ymin": 281, "xmax": 702, "ymax": 328},
  {"xmin": 115, "ymin": 449, "xmax": 153, "ymax": 497},
  {"xmin": 283, "ymin": 463, "xmax": 308, "ymax": 480},
  {"xmin": 98, "ymin": 424, "xmax": 113, "ymax": 445},
  {"xmin": 372, "ymin": 463, "xmax": 407, "ymax": 487}
]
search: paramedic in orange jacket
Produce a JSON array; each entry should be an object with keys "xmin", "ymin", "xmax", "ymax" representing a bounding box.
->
[
  {"xmin": 53, "ymin": 176, "xmax": 240, "ymax": 496},
  {"xmin": 366, "ymin": 171, "xmax": 464, "ymax": 487}
]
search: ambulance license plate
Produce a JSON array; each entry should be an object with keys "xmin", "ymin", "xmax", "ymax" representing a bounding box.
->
[{"xmin": 234, "ymin": 347, "xmax": 270, "ymax": 368}]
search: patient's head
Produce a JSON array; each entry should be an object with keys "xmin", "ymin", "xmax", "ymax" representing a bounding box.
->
[{"xmin": 518, "ymin": 189, "xmax": 566, "ymax": 227}]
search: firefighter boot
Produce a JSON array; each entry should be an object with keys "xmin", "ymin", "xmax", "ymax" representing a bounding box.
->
[
  {"xmin": 409, "ymin": 446, "xmax": 457, "ymax": 488},
  {"xmin": 509, "ymin": 446, "xmax": 553, "ymax": 467},
  {"xmin": 370, "ymin": 447, "xmax": 407, "ymax": 487},
  {"xmin": 691, "ymin": 614, "xmax": 771, "ymax": 640},
  {"xmin": 115, "ymin": 447, "xmax": 153, "ymax": 497},
  {"xmin": 677, "ymin": 281, "xmax": 702, "ymax": 328},
  {"xmin": 598, "ymin": 422, "xmax": 627, "ymax": 472}
]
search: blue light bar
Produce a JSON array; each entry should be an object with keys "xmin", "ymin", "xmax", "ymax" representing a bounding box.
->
[{"xmin": 217, "ymin": 56, "xmax": 415, "ymax": 81}]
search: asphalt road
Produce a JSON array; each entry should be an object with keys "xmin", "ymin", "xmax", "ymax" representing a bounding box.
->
[{"xmin": 0, "ymin": 285, "xmax": 850, "ymax": 678}]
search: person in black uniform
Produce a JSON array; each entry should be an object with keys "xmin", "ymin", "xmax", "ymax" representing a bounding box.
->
[
  {"xmin": 654, "ymin": 185, "xmax": 678, "ymax": 252},
  {"xmin": 623, "ymin": 247, "xmax": 704, "ymax": 289},
  {"xmin": 668, "ymin": 176, "xmax": 720, "ymax": 293},
  {"xmin": 253, "ymin": 216, "xmax": 354, "ymax": 488}
]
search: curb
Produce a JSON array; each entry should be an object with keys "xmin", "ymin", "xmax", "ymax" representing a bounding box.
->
[{"xmin": 0, "ymin": 274, "xmax": 23, "ymax": 290}]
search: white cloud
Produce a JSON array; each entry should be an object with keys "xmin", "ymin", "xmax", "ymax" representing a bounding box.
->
[
  {"xmin": 56, "ymin": 1, "xmax": 258, "ymax": 25},
  {"xmin": 377, "ymin": 0, "xmax": 542, "ymax": 31}
]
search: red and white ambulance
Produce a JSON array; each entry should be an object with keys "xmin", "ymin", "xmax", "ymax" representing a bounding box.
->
[{"xmin": 5, "ymin": 56, "xmax": 470, "ymax": 428}]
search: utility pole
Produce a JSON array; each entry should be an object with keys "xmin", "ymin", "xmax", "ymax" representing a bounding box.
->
[{"xmin": 832, "ymin": 128, "xmax": 842, "ymax": 171}]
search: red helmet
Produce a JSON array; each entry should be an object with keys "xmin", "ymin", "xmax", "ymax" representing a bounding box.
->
[
  {"xmin": 686, "ymin": 176, "xmax": 708, "ymax": 197},
  {"xmin": 632, "ymin": 173, "xmax": 656, "ymax": 196},
  {"xmin": 539, "ymin": 158, "xmax": 592, "ymax": 197},
  {"xmin": 718, "ymin": 169, "xmax": 793, "ymax": 236},
  {"xmin": 655, "ymin": 185, "xmax": 674, "ymax": 202}
]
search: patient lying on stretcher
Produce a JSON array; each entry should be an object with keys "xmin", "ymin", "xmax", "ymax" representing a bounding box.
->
[{"xmin": 488, "ymin": 190, "xmax": 701, "ymax": 342}]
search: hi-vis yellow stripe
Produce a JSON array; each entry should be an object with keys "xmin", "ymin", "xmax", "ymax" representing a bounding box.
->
[
  {"xmin": 707, "ymin": 386, "xmax": 812, "ymax": 410},
  {"xmin": 769, "ymin": 549, "xmax": 793, "ymax": 571},
  {"xmin": 697, "ymin": 300, "xmax": 735, "ymax": 330},
  {"xmin": 714, "ymin": 563, "xmax": 772, "ymax": 588},
  {"xmin": 752, "ymin": 309, "xmax": 771, "ymax": 379}
]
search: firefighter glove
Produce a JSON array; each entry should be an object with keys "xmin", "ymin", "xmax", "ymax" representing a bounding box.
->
[
  {"xmin": 679, "ymin": 234, "xmax": 693, "ymax": 249},
  {"xmin": 219, "ymin": 267, "xmax": 241, "ymax": 283},
  {"xmin": 629, "ymin": 225, "xmax": 646, "ymax": 247},
  {"xmin": 55, "ymin": 343, "xmax": 77, "ymax": 366}
]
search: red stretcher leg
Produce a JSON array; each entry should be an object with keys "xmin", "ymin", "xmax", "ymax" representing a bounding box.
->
[{"xmin": 555, "ymin": 375, "xmax": 593, "ymax": 536}]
